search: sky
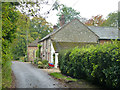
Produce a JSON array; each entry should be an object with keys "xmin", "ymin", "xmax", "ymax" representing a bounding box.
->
[{"xmin": 45, "ymin": 0, "xmax": 120, "ymax": 25}]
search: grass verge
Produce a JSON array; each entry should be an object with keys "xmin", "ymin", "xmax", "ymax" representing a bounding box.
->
[
  {"xmin": 49, "ymin": 72, "xmax": 99, "ymax": 88},
  {"xmin": 49, "ymin": 72, "xmax": 77, "ymax": 82}
]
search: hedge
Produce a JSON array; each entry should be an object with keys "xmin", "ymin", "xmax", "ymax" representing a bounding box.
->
[{"xmin": 58, "ymin": 41, "xmax": 120, "ymax": 88}]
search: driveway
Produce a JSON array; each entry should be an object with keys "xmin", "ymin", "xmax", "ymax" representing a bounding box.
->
[{"xmin": 11, "ymin": 61, "xmax": 64, "ymax": 88}]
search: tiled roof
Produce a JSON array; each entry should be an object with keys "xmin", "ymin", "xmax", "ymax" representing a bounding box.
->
[
  {"xmin": 88, "ymin": 26, "xmax": 119, "ymax": 39},
  {"xmin": 38, "ymin": 18, "xmax": 119, "ymax": 43},
  {"xmin": 38, "ymin": 20, "xmax": 74, "ymax": 42},
  {"xmin": 28, "ymin": 38, "xmax": 39, "ymax": 47}
]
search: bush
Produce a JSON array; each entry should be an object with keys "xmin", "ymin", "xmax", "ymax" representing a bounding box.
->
[
  {"xmin": 41, "ymin": 60, "xmax": 49, "ymax": 69},
  {"xmin": 42, "ymin": 60, "xmax": 48, "ymax": 65},
  {"xmin": 59, "ymin": 41, "xmax": 120, "ymax": 88},
  {"xmin": 30, "ymin": 61, "xmax": 32, "ymax": 64},
  {"xmin": 24, "ymin": 55, "xmax": 27, "ymax": 62},
  {"xmin": 34, "ymin": 59, "xmax": 37, "ymax": 64},
  {"xmin": 36, "ymin": 60, "xmax": 49, "ymax": 69},
  {"xmin": 38, "ymin": 61, "xmax": 43, "ymax": 68},
  {"xmin": 19, "ymin": 57, "xmax": 26, "ymax": 62},
  {"xmin": 36, "ymin": 45, "xmax": 42, "ymax": 58}
]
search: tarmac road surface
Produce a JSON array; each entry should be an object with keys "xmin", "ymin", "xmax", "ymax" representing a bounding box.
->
[{"xmin": 11, "ymin": 61, "xmax": 64, "ymax": 88}]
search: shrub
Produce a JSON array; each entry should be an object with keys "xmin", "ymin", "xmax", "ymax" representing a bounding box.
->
[
  {"xmin": 42, "ymin": 60, "xmax": 49, "ymax": 69},
  {"xmin": 58, "ymin": 41, "xmax": 120, "ymax": 88},
  {"xmin": 42, "ymin": 60, "xmax": 48, "ymax": 65},
  {"xmin": 19, "ymin": 57, "xmax": 26, "ymax": 62},
  {"xmin": 24, "ymin": 55, "xmax": 27, "ymax": 62},
  {"xmin": 36, "ymin": 45, "xmax": 42, "ymax": 58},
  {"xmin": 37, "ymin": 60, "xmax": 49, "ymax": 69},
  {"xmin": 34, "ymin": 59, "xmax": 37, "ymax": 64},
  {"xmin": 38, "ymin": 61, "xmax": 44, "ymax": 68},
  {"xmin": 30, "ymin": 61, "xmax": 32, "ymax": 64}
]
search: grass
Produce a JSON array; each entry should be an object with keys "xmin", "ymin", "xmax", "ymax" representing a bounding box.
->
[
  {"xmin": 19, "ymin": 59, "xmax": 24, "ymax": 62},
  {"xmin": 2, "ymin": 61, "xmax": 12, "ymax": 88},
  {"xmin": 50, "ymin": 72, "xmax": 77, "ymax": 82}
]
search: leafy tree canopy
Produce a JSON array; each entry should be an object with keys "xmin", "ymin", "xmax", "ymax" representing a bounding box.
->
[
  {"xmin": 2, "ymin": 2, "xmax": 19, "ymax": 88},
  {"xmin": 101, "ymin": 12, "xmax": 118, "ymax": 27},
  {"xmin": 85, "ymin": 15, "xmax": 105, "ymax": 26},
  {"xmin": 54, "ymin": 3, "xmax": 80, "ymax": 27}
]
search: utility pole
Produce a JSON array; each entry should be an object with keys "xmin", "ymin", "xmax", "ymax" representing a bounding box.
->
[{"xmin": 26, "ymin": 17, "xmax": 28, "ymax": 62}]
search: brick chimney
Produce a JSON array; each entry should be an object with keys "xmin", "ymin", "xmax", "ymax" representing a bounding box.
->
[
  {"xmin": 53, "ymin": 25, "xmax": 58, "ymax": 31},
  {"xmin": 60, "ymin": 15, "xmax": 65, "ymax": 27}
]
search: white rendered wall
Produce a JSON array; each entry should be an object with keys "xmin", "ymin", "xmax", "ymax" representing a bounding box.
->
[
  {"xmin": 55, "ymin": 53, "xmax": 59, "ymax": 68},
  {"xmin": 50, "ymin": 42, "xmax": 55, "ymax": 63}
]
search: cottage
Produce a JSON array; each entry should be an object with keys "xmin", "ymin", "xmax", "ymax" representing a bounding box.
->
[
  {"xmin": 28, "ymin": 38, "xmax": 39, "ymax": 62},
  {"xmin": 38, "ymin": 17, "xmax": 119, "ymax": 68},
  {"xmin": 88, "ymin": 26, "xmax": 119, "ymax": 44},
  {"xmin": 27, "ymin": 16, "xmax": 119, "ymax": 68}
]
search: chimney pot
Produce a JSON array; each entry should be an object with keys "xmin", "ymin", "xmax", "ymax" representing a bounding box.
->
[{"xmin": 60, "ymin": 15, "xmax": 65, "ymax": 27}]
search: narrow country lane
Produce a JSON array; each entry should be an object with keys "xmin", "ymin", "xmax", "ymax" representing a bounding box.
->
[{"xmin": 11, "ymin": 61, "xmax": 64, "ymax": 88}]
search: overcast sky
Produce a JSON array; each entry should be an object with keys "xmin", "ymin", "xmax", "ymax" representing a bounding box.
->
[{"xmin": 45, "ymin": 0, "xmax": 120, "ymax": 25}]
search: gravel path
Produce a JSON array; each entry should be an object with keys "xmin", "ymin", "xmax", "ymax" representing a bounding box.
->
[{"xmin": 11, "ymin": 61, "xmax": 64, "ymax": 88}]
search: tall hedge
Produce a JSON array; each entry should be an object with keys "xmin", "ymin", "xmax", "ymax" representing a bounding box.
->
[
  {"xmin": 2, "ymin": 2, "xmax": 18, "ymax": 88},
  {"xmin": 58, "ymin": 41, "xmax": 120, "ymax": 88}
]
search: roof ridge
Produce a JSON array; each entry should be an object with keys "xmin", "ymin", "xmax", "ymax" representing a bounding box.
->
[
  {"xmin": 88, "ymin": 26, "xmax": 118, "ymax": 28},
  {"xmin": 38, "ymin": 18, "xmax": 80, "ymax": 42}
]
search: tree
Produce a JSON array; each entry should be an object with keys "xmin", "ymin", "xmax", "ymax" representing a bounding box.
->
[
  {"xmin": 101, "ymin": 12, "xmax": 118, "ymax": 27},
  {"xmin": 11, "ymin": 14, "xmax": 53, "ymax": 60},
  {"xmin": 16, "ymin": 0, "xmax": 56, "ymax": 18},
  {"xmin": 55, "ymin": 4, "xmax": 80, "ymax": 27},
  {"xmin": 11, "ymin": 11, "xmax": 30, "ymax": 60},
  {"xmin": 2, "ymin": 2, "xmax": 18, "ymax": 88},
  {"xmin": 85, "ymin": 15, "xmax": 105, "ymax": 26},
  {"xmin": 1, "ymin": 1, "xmax": 54, "ymax": 88},
  {"xmin": 29, "ymin": 17, "xmax": 53, "ymax": 40}
]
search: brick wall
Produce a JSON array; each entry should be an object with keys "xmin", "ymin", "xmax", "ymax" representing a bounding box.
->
[
  {"xmin": 28, "ymin": 46, "xmax": 38, "ymax": 62},
  {"xmin": 99, "ymin": 40, "xmax": 111, "ymax": 44}
]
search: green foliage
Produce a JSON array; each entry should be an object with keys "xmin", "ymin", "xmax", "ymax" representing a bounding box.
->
[
  {"xmin": 42, "ymin": 60, "xmax": 48, "ymax": 65},
  {"xmin": 35, "ymin": 59, "xmax": 48, "ymax": 69},
  {"xmin": 38, "ymin": 44, "xmax": 42, "ymax": 58},
  {"xmin": 56, "ymin": 5, "xmax": 80, "ymax": 27},
  {"xmin": 12, "ymin": 14, "xmax": 53, "ymax": 60},
  {"xmin": 59, "ymin": 41, "xmax": 120, "ymax": 88},
  {"xmin": 50, "ymin": 72, "xmax": 77, "ymax": 82},
  {"xmin": 2, "ymin": 2, "xmax": 18, "ymax": 88},
  {"xmin": 34, "ymin": 59, "xmax": 38, "ymax": 64},
  {"xmin": 11, "ymin": 12, "xmax": 30, "ymax": 60},
  {"xmin": 29, "ymin": 17, "xmax": 53, "ymax": 39},
  {"xmin": 30, "ymin": 61, "xmax": 33, "ymax": 64},
  {"xmin": 19, "ymin": 57, "xmax": 25, "ymax": 62},
  {"xmin": 36, "ymin": 45, "xmax": 42, "ymax": 58},
  {"xmin": 38, "ymin": 61, "xmax": 43, "ymax": 68},
  {"xmin": 38, "ymin": 60, "xmax": 48, "ymax": 69},
  {"xmin": 36, "ymin": 50, "xmax": 39, "ymax": 58},
  {"xmin": 101, "ymin": 12, "xmax": 118, "ymax": 27}
]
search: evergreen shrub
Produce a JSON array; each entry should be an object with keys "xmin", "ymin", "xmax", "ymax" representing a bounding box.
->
[{"xmin": 58, "ymin": 41, "xmax": 120, "ymax": 88}]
